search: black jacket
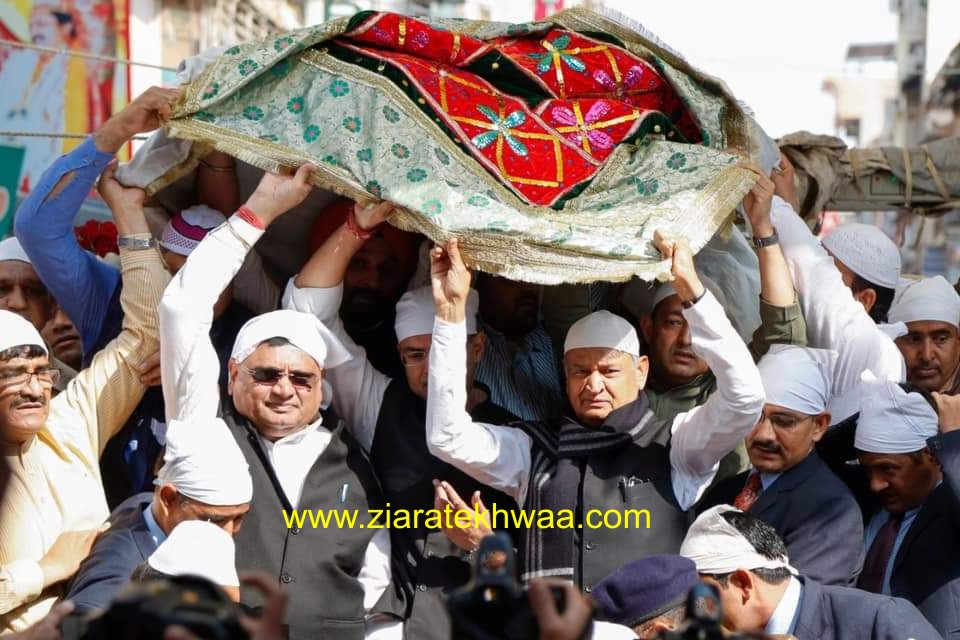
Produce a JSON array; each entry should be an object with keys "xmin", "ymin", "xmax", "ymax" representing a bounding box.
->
[
  {"xmin": 700, "ymin": 451, "xmax": 864, "ymax": 586},
  {"xmin": 791, "ymin": 576, "xmax": 941, "ymax": 640},
  {"xmin": 66, "ymin": 492, "xmax": 157, "ymax": 612}
]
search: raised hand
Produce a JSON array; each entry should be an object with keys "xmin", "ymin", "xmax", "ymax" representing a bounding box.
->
[
  {"xmin": 653, "ymin": 230, "xmax": 704, "ymax": 304},
  {"xmin": 244, "ymin": 164, "xmax": 318, "ymax": 227},
  {"xmin": 771, "ymin": 152, "xmax": 800, "ymax": 212},
  {"xmin": 93, "ymin": 86, "xmax": 183, "ymax": 153},
  {"xmin": 434, "ymin": 479, "xmax": 493, "ymax": 552},
  {"xmin": 353, "ymin": 201, "xmax": 394, "ymax": 231},
  {"xmin": 430, "ymin": 238, "xmax": 471, "ymax": 323},
  {"xmin": 933, "ymin": 392, "xmax": 960, "ymax": 433},
  {"xmin": 98, "ymin": 161, "xmax": 146, "ymax": 218},
  {"xmin": 740, "ymin": 159, "xmax": 776, "ymax": 238}
]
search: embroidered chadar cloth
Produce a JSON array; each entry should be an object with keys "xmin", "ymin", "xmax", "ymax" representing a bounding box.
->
[{"xmin": 136, "ymin": 9, "xmax": 770, "ymax": 284}]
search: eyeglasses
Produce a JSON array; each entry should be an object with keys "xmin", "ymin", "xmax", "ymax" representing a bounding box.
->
[
  {"xmin": 0, "ymin": 367, "xmax": 61, "ymax": 390},
  {"xmin": 400, "ymin": 349, "xmax": 429, "ymax": 367},
  {"xmin": 243, "ymin": 366, "xmax": 317, "ymax": 389}
]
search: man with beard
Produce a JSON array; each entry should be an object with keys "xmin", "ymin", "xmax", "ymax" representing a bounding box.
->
[
  {"xmin": 474, "ymin": 274, "xmax": 564, "ymax": 421},
  {"xmin": 699, "ymin": 345, "xmax": 863, "ymax": 586},
  {"xmin": 888, "ymin": 276, "xmax": 960, "ymax": 396},
  {"xmin": 309, "ymin": 199, "xmax": 421, "ymax": 380},
  {"xmin": 852, "ymin": 374, "xmax": 960, "ymax": 637}
]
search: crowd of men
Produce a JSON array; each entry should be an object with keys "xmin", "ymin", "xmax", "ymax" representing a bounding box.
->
[{"xmin": 0, "ymin": 84, "xmax": 959, "ymax": 640}]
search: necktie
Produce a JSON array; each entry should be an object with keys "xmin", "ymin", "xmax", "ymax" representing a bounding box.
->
[
  {"xmin": 858, "ymin": 513, "xmax": 904, "ymax": 593},
  {"xmin": 733, "ymin": 473, "xmax": 763, "ymax": 511}
]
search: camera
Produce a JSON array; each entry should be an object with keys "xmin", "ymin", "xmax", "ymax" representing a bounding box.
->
[
  {"xmin": 60, "ymin": 574, "xmax": 249, "ymax": 640},
  {"xmin": 446, "ymin": 533, "xmax": 589, "ymax": 640},
  {"xmin": 656, "ymin": 583, "xmax": 770, "ymax": 640}
]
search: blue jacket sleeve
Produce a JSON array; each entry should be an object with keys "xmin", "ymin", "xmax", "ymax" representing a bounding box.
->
[{"xmin": 14, "ymin": 136, "xmax": 122, "ymax": 356}]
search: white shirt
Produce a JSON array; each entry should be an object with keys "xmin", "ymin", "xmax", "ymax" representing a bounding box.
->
[
  {"xmin": 769, "ymin": 196, "xmax": 905, "ymax": 423},
  {"xmin": 765, "ymin": 576, "xmax": 803, "ymax": 636},
  {"xmin": 282, "ymin": 282, "xmax": 390, "ymax": 453},
  {"xmin": 157, "ymin": 216, "xmax": 395, "ymax": 632},
  {"xmin": 424, "ymin": 290, "xmax": 765, "ymax": 510}
]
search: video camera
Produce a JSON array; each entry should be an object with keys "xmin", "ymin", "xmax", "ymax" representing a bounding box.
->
[
  {"xmin": 60, "ymin": 574, "xmax": 249, "ymax": 640},
  {"xmin": 446, "ymin": 532, "xmax": 590, "ymax": 640},
  {"xmin": 656, "ymin": 583, "xmax": 774, "ymax": 640}
]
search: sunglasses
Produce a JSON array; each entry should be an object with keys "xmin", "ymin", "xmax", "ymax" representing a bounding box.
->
[{"xmin": 243, "ymin": 366, "xmax": 317, "ymax": 389}]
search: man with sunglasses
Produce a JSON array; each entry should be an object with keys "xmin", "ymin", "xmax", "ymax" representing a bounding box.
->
[
  {"xmin": 284, "ymin": 200, "xmax": 520, "ymax": 640},
  {"xmin": 699, "ymin": 345, "xmax": 864, "ymax": 587},
  {"xmin": 0, "ymin": 187, "xmax": 170, "ymax": 632},
  {"xmin": 64, "ymin": 416, "xmax": 252, "ymax": 613},
  {"xmin": 158, "ymin": 166, "xmax": 405, "ymax": 640}
]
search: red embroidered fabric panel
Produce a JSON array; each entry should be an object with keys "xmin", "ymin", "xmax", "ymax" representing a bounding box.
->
[
  {"xmin": 535, "ymin": 99, "xmax": 646, "ymax": 162},
  {"xmin": 341, "ymin": 13, "xmax": 701, "ymax": 206}
]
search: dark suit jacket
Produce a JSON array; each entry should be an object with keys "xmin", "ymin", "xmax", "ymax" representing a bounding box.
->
[
  {"xmin": 882, "ymin": 430, "xmax": 960, "ymax": 638},
  {"xmin": 700, "ymin": 451, "xmax": 864, "ymax": 586},
  {"xmin": 792, "ymin": 577, "xmax": 941, "ymax": 640},
  {"xmin": 66, "ymin": 492, "xmax": 157, "ymax": 613}
]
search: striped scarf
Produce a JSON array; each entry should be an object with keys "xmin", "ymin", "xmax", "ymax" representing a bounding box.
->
[{"xmin": 517, "ymin": 394, "xmax": 665, "ymax": 582}]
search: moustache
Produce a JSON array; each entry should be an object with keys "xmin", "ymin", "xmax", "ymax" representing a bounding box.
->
[
  {"xmin": 12, "ymin": 396, "xmax": 47, "ymax": 409},
  {"xmin": 750, "ymin": 441, "xmax": 781, "ymax": 455}
]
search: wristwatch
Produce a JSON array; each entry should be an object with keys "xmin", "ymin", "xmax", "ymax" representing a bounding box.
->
[
  {"xmin": 118, "ymin": 236, "xmax": 157, "ymax": 250},
  {"xmin": 752, "ymin": 232, "xmax": 779, "ymax": 250}
]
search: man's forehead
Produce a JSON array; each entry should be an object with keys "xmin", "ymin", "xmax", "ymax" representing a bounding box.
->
[
  {"xmin": 245, "ymin": 342, "xmax": 321, "ymax": 370},
  {"xmin": 399, "ymin": 335, "xmax": 432, "ymax": 351},
  {"xmin": 565, "ymin": 348, "xmax": 632, "ymax": 366},
  {"xmin": 0, "ymin": 354, "xmax": 50, "ymax": 370},
  {"xmin": 762, "ymin": 403, "xmax": 810, "ymax": 419},
  {"xmin": 0, "ymin": 260, "xmax": 41, "ymax": 281},
  {"xmin": 905, "ymin": 320, "xmax": 959, "ymax": 336}
]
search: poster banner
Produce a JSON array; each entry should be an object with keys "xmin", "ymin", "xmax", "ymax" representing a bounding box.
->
[
  {"xmin": 0, "ymin": 145, "xmax": 25, "ymax": 240},
  {"xmin": 534, "ymin": 0, "xmax": 564, "ymax": 21},
  {"xmin": 0, "ymin": 0, "xmax": 130, "ymax": 210}
]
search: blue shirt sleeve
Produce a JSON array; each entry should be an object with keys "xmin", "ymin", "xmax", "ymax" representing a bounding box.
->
[{"xmin": 14, "ymin": 136, "xmax": 122, "ymax": 356}]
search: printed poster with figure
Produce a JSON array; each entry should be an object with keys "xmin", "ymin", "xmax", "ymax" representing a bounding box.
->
[{"xmin": 0, "ymin": 0, "xmax": 130, "ymax": 198}]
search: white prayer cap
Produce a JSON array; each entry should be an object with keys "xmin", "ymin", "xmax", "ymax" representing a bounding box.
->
[
  {"xmin": 156, "ymin": 418, "xmax": 252, "ymax": 506},
  {"xmin": 821, "ymin": 223, "xmax": 900, "ymax": 289},
  {"xmin": 231, "ymin": 309, "xmax": 351, "ymax": 370},
  {"xmin": 395, "ymin": 286, "xmax": 479, "ymax": 342},
  {"xmin": 758, "ymin": 345, "xmax": 837, "ymax": 416},
  {"xmin": 680, "ymin": 505, "xmax": 798, "ymax": 576},
  {"xmin": 0, "ymin": 237, "xmax": 31, "ymax": 263},
  {"xmin": 888, "ymin": 276, "xmax": 960, "ymax": 327},
  {"xmin": 159, "ymin": 205, "xmax": 227, "ymax": 257},
  {"xmin": 147, "ymin": 520, "xmax": 239, "ymax": 587},
  {"xmin": 0, "ymin": 310, "xmax": 47, "ymax": 354},
  {"xmin": 564, "ymin": 310, "xmax": 640, "ymax": 357},
  {"xmin": 855, "ymin": 370, "xmax": 938, "ymax": 455},
  {"xmin": 652, "ymin": 273, "xmax": 727, "ymax": 312}
]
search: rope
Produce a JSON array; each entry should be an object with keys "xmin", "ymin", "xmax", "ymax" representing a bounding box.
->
[
  {"xmin": 921, "ymin": 144, "xmax": 952, "ymax": 200},
  {"xmin": 0, "ymin": 130, "xmax": 149, "ymax": 141},
  {"xmin": 901, "ymin": 145, "xmax": 913, "ymax": 209},
  {"xmin": 0, "ymin": 39, "xmax": 177, "ymax": 72}
]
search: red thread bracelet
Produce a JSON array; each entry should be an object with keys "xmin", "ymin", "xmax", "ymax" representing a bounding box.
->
[
  {"xmin": 346, "ymin": 208, "xmax": 375, "ymax": 241},
  {"xmin": 235, "ymin": 205, "xmax": 265, "ymax": 230}
]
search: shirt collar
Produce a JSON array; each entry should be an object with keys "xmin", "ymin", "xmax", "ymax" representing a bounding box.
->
[
  {"xmin": 765, "ymin": 576, "xmax": 803, "ymax": 636},
  {"xmin": 143, "ymin": 502, "xmax": 167, "ymax": 547},
  {"xmin": 259, "ymin": 414, "xmax": 327, "ymax": 450},
  {"xmin": 758, "ymin": 471, "xmax": 782, "ymax": 492}
]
